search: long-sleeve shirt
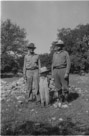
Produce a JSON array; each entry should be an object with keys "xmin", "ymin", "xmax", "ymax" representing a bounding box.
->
[
  {"xmin": 52, "ymin": 50, "xmax": 71, "ymax": 74},
  {"xmin": 23, "ymin": 53, "xmax": 41, "ymax": 75}
]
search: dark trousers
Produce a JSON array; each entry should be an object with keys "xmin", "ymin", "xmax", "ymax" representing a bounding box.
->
[{"xmin": 53, "ymin": 68, "xmax": 69, "ymax": 100}]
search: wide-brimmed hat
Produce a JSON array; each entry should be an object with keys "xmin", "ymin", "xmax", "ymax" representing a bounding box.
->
[
  {"xmin": 27, "ymin": 43, "xmax": 36, "ymax": 49},
  {"xmin": 55, "ymin": 40, "xmax": 64, "ymax": 46},
  {"xmin": 40, "ymin": 67, "xmax": 50, "ymax": 73}
]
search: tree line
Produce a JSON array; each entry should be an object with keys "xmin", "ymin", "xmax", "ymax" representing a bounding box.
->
[{"xmin": 1, "ymin": 19, "xmax": 89, "ymax": 74}]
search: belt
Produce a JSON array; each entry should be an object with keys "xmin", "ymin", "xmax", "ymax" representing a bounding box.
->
[
  {"xmin": 53, "ymin": 66, "xmax": 66, "ymax": 69},
  {"xmin": 26, "ymin": 68, "xmax": 38, "ymax": 70}
]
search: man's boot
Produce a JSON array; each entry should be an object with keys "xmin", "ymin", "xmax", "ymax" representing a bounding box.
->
[
  {"xmin": 58, "ymin": 89, "xmax": 62, "ymax": 102},
  {"xmin": 64, "ymin": 89, "xmax": 69, "ymax": 103}
]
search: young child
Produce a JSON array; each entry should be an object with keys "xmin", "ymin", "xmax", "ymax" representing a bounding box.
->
[{"xmin": 39, "ymin": 67, "xmax": 50, "ymax": 107}]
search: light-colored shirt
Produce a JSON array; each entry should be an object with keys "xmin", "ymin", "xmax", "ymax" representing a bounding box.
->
[
  {"xmin": 25, "ymin": 54, "xmax": 39, "ymax": 69},
  {"xmin": 39, "ymin": 76, "xmax": 49, "ymax": 92},
  {"xmin": 23, "ymin": 53, "xmax": 40, "ymax": 75}
]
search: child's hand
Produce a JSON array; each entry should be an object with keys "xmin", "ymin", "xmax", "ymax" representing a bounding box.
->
[
  {"xmin": 64, "ymin": 73, "xmax": 68, "ymax": 79},
  {"xmin": 51, "ymin": 77, "xmax": 54, "ymax": 81}
]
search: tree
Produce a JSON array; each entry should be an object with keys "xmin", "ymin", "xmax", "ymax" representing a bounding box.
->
[
  {"xmin": 50, "ymin": 24, "xmax": 89, "ymax": 73},
  {"xmin": 1, "ymin": 19, "xmax": 28, "ymax": 73},
  {"xmin": 40, "ymin": 53, "xmax": 52, "ymax": 70}
]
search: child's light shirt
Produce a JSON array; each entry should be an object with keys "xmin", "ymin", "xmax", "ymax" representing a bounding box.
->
[{"xmin": 39, "ymin": 76, "xmax": 49, "ymax": 90}]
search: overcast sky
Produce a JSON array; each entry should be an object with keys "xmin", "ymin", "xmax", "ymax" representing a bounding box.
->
[{"xmin": 1, "ymin": 1, "xmax": 89, "ymax": 54}]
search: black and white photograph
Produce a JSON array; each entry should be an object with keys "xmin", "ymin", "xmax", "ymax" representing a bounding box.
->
[{"xmin": 1, "ymin": 0, "xmax": 89, "ymax": 135}]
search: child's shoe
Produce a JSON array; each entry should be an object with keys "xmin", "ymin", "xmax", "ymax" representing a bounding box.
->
[
  {"xmin": 41, "ymin": 102, "xmax": 45, "ymax": 108},
  {"xmin": 45, "ymin": 103, "xmax": 50, "ymax": 108},
  {"xmin": 57, "ymin": 102, "xmax": 62, "ymax": 108}
]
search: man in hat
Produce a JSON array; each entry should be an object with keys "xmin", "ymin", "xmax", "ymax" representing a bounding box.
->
[
  {"xmin": 52, "ymin": 40, "xmax": 71, "ymax": 105},
  {"xmin": 23, "ymin": 43, "xmax": 41, "ymax": 103}
]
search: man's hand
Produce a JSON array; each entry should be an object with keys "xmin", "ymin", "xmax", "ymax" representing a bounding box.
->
[
  {"xmin": 64, "ymin": 73, "xmax": 68, "ymax": 79},
  {"xmin": 51, "ymin": 70, "xmax": 54, "ymax": 78},
  {"xmin": 39, "ymin": 73, "xmax": 41, "ymax": 77},
  {"xmin": 39, "ymin": 69, "xmax": 41, "ymax": 77},
  {"xmin": 23, "ymin": 74, "xmax": 27, "ymax": 80}
]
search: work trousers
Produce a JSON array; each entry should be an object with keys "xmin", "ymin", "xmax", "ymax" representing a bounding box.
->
[
  {"xmin": 26, "ymin": 69, "xmax": 39, "ymax": 100},
  {"xmin": 53, "ymin": 68, "xmax": 69, "ymax": 97}
]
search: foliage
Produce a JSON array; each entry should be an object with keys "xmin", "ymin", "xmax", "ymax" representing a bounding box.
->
[
  {"xmin": 1, "ymin": 19, "xmax": 28, "ymax": 73},
  {"xmin": 50, "ymin": 24, "xmax": 89, "ymax": 73},
  {"xmin": 1, "ymin": 20, "xmax": 89, "ymax": 74},
  {"xmin": 40, "ymin": 53, "xmax": 53, "ymax": 70},
  {"xmin": 36, "ymin": 24, "xmax": 89, "ymax": 73}
]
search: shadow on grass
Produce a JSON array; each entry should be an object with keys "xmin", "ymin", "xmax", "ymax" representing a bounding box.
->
[
  {"xmin": 67, "ymin": 92, "xmax": 79, "ymax": 103},
  {"xmin": 1, "ymin": 121, "xmax": 59, "ymax": 135},
  {"xmin": 1, "ymin": 118, "xmax": 89, "ymax": 135},
  {"xmin": 49, "ymin": 91, "xmax": 79, "ymax": 105}
]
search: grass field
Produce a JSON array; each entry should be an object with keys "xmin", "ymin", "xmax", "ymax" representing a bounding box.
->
[{"xmin": 1, "ymin": 74, "xmax": 89, "ymax": 135}]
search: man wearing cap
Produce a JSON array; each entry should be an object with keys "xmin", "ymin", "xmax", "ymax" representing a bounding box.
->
[
  {"xmin": 23, "ymin": 43, "xmax": 41, "ymax": 102},
  {"xmin": 52, "ymin": 40, "xmax": 71, "ymax": 104}
]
